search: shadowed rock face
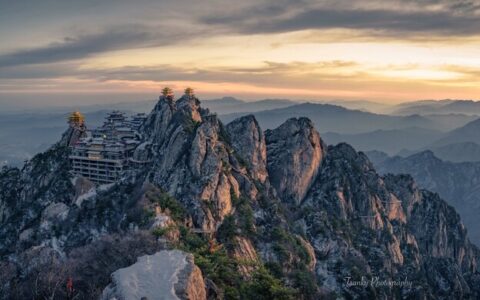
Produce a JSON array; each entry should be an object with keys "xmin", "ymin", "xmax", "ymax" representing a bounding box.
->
[
  {"xmin": 142, "ymin": 95, "xmax": 240, "ymax": 232},
  {"xmin": 59, "ymin": 125, "xmax": 87, "ymax": 147},
  {"xmin": 265, "ymin": 117, "xmax": 325, "ymax": 205},
  {"xmin": 374, "ymin": 150, "xmax": 480, "ymax": 246},
  {"xmin": 301, "ymin": 144, "xmax": 479, "ymax": 299},
  {"xmin": 226, "ymin": 115, "xmax": 268, "ymax": 183}
]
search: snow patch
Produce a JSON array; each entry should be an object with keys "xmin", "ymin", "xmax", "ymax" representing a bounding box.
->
[
  {"xmin": 70, "ymin": 176, "xmax": 78, "ymax": 186},
  {"xmin": 75, "ymin": 187, "xmax": 97, "ymax": 207},
  {"xmin": 152, "ymin": 213, "xmax": 171, "ymax": 229},
  {"xmin": 98, "ymin": 183, "xmax": 115, "ymax": 192},
  {"xmin": 137, "ymin": 141, "xmax": 151, "ymax": 150},
  {"xmin": 102, "ymin": 250, "xmax": 189, "ymax": 300}
]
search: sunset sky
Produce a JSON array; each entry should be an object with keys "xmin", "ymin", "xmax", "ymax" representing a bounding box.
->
[{"xmin": 1, "ymin": 0, "xmax": 480, "ymax": 107}]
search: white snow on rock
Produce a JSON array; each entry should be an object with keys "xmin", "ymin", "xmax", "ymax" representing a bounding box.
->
[
  {"xmin": 75, "ymin": 187, "xmax": 96, "ymax": 207},
  {"xmin": 102, "ymin": 250, "xmax": 205, "ymax": 300},
  {"xmin": 98, "ymin": 183, "xmax": 115, "ymax": 192}
]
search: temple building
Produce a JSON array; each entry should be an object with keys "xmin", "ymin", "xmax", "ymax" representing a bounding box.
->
[{"xmin": 69, "ymin": 111, "xmax": 147, "ymax": 184}]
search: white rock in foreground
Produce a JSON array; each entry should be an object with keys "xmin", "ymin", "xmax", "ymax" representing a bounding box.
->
[{"xmin": 102, "ymin": 250, "xmax": 206, "ymax": 300}]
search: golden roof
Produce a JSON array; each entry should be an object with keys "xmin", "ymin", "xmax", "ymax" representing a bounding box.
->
[
  {"xmin": 184, "ymin": 87, "xmax": 194, "ymax": 96},
  {"xmin": 68, "ymin": 111, "xmax": 85, "ymax": 124},
  {"xmin": 161, "ymin": 87, "xmax": 174, "ymax": 97}
]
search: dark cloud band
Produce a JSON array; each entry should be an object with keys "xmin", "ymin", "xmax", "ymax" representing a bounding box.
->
[{"xmin": 203, "ymin": 7, "xmax": 480, "ymax": 36}]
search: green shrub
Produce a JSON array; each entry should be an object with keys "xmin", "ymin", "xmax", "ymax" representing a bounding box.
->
[
  {"xmin": 149, "ymin": 191, "xmax": 186, "ymax": 221},
  {"xmin": 152, "ymin": 225, "xmax": 176, "ymax": 238},
  {"xmin": 292, "ymin": 269, "xmax": 318, "ymax": 299},
  {"xmin": 174, "ymin": 225, "xmax": 299, "ymax": 300},
  {"xmin": 236, "ymin": 197, "xmax": 256, "ymax": 238},
  {"xmin": 271, "ymin": 227, "xmax": 311, "ymax": 267},
  {"xmin": 217, "ymin": 215, "xmax": 236, "ymax": 250},
  {"xmin": 240, "ymin": 267, "xmax": 296, "ymax": 300}
]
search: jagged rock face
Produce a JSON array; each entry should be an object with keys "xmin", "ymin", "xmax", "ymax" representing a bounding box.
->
[
  {"xmin": 305, "ymin": 143, "xmax": 386, "ymax": 226},
  {"xmin": 409, "ymin": 191, "xmax": 477, "ymax": 271},
  {"xmin": 374, "ymin": 150, "xmax": 480, "ymax": 246},
  {"xmin": 102, "ymin": 250, "xmax": 206, "ymax": 300},
  {"xmin": 226, "ymin": 115, "xmax": 268, "ymax": 183},
  {"xmin": 265, "ymin": 117, "xmax": 325, "ymax": 204},
  {"xmin": 232, "ymin": 237, "xmax": 259, "ymax": 277},
  {"xmin": 0, "ymin": 167, "xmax": 20, "ymax": 225},
  {"xmin": 0, "ymin": 145, "xmax": 75, "ymax": 256},
  {"xmin": 143, "ymin": 96, "xmax": 241, "ymax": 231},
  {"xmin": 142, "ymin": 96, "xmax": 175, "ymax": 145},
  {"xmin": 296, "ymin": 235, "xmax": 317, "ymax": 272},
  {"xmin": 132, "ymin": 141, "xmax": 153, "ymax": 162},
  {"xmin": 59, "ymin": 125, "xmax": 86, "ymax": 147},
  {"xmin": 301, "ymin": 143, "xmax": 479, "ymax": 298},
  {"xmin": 176, "ymin": 94, "xmax": 203, "ymax": 123}
]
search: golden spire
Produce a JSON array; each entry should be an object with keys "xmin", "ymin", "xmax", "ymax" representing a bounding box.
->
[
  {"xmin": 184, "ymin": 87, "xmax": 194, "ymax": 96},
  {"xmin": 161, "ymin": 87, "xmax": 174, "ymax": 97},
  {"xmin": 68, "ymin": 111, "xmax": 85, "ymax": 126}
]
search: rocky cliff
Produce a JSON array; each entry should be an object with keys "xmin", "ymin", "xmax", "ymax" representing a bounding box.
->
[
  {"xmin": 372, "ymin": 150, "xmax": 480, "ymax": 247},
  {"xmin": 0, "ymin": 93, "xmax": 479, "ymax": 299},
  {"xmin": 265, "ymin": 117, "xmax": 325, "ymax": 205}
]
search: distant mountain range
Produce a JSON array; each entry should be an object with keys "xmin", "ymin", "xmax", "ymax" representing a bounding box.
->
[
  {"xmin": 430, "ymin": 118, "xmax": 480, "ymax": 147},
  {"xmin": 394, "ymin": 118, "xmax": 480, "ymax": 161},
  {"xmin": 219, "ymin": 102, "xmax": 476, "ymax": 134},
  {"xmin": 370, "ymin": 150, "xmax": 480, "ymax": 246},
  {"xmin": 392, "ymin": 99, "xmax": 480, "ymax": 115},
  {"xmin": 428, "ymin": 142, "xmax": 480, "ymax": 162},
  {"xmin": 2, "ymin": 97, "xmax": 480, "ymax": 167},
  {"xmin": 0, "ymin": 111, "xmax": 107, "ymax": 167},
  {"xmin": 398, "ymin": 142, "xmax": 480, "ymax": 163},
  {"xmin": 201, "ymin": 97, "xmax": 296, "ymax": 114},
  {"xmin": 322, "ymin": 114, "xmax": 480, "ymax": 158},
  {"xmin": 323, "ymin": 127, "xmax": 444, "ymax": 154}
]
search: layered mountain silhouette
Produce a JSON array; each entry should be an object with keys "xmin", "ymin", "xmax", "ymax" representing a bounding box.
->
[
  {"xmin": 392, "ymin": 100, "xmax": 480, "ymax": 116},
  {"xmin": 430, "ymin": 118, "xmax": 480, "ymax": 147},
  {"xmin": 220, "ymin": 102, "xmax": 476, "ymax": 134},
  {"xmin": 323, "ymin": 127, "xmax": 444, "ymax": 155}
]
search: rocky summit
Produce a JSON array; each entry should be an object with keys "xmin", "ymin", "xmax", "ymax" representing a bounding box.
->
[
  {"xmin": 1, "ymin": 93, "xmax": 479, "ymax": 300},
  {"xmin": 372, "ymin": 150, "xmax": 480, "ymax": 248}
]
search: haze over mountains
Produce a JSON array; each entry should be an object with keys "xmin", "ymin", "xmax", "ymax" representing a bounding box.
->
[
  {"xmin": 392, "ymin": 100, "xmax": 480, "ymax": 116},
  {"xmin": 217, "ymin": 99, "xmax": 480, "ymax": 160},
  {"xmin": 323, "ymin": 127, "xmax": 445, "ymax": 155},
  {"xmin": 2, "ymin": 97, "xmax": 480, "ymax": 167}
]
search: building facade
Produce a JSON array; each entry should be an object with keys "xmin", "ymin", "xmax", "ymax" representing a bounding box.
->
[{"xmin": 69, "ymin": 111, "xmax": 147, "ymax": 184}]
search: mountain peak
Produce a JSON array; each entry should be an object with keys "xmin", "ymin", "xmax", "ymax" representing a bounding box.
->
[
  {"xmin": 265, "ymin": 117, "xmax": 326, "ymax": 204},
  {"xmin": 410, "ymin": 150, "xmax": 438, "ymax": 160},
  {"xmin": 226, "ymin": 114, "xmax": 267, "ymax": 183}
]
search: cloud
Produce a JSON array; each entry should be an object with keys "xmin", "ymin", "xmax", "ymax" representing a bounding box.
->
[
  {"xmin": 5, "ymin": 59, "xmax": 478, "ymax": 89},
  {"xmin": 442, "ymin": 64, "xmax": 480, "ymax": 80},
  {"xmin": 0, "ymin": 60, "xmax": 365, "ymax": 90},
  {"xmin": 212, "ymin": 61, "xmax": 358, "ymax": 75},
  {"xmin": 0, "ymin": 23, "xmax": 207, "ymax": 68},
  {"xmin": 201, "ymin": 2, "xmax": 480, "ymax": 37},
  {"xmin": 2, "ymin": 60, "xmax": 480, "ymax": 103},
  {"xmin": 2, "ymin": 0, "xmax": 480, "ymax": 71}
]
